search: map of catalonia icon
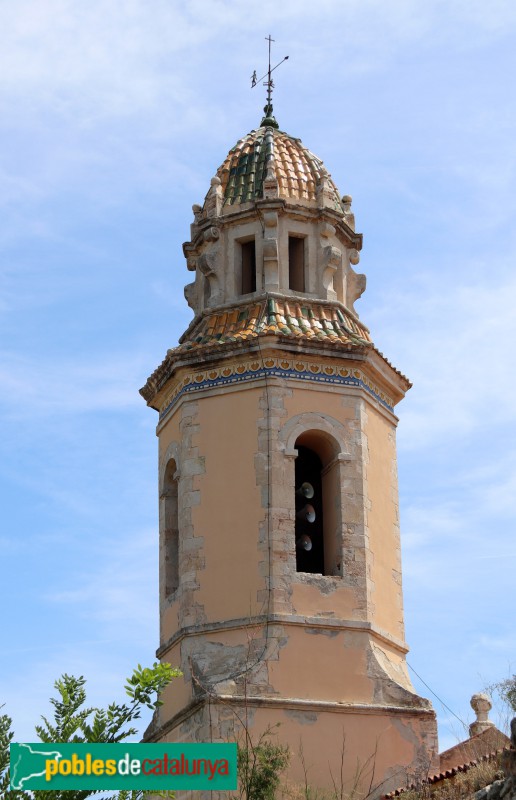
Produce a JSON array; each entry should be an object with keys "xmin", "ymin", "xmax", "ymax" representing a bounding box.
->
[{"xmin": 10, "ymin": 742, "xmax": 238, "ymax": 790}]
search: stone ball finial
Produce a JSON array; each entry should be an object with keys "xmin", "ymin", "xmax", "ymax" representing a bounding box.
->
[
  {"xmin": 469, "ymin": 692, "xmax": 495, "ymax": 737},
  {"xmin": 210, "ymin": 176, "xmax": 221, "ymax": 188},
  {"xmin": 349, "ymin": 248, "xmax": 360, "ymax": 266},
  {"xmin": 471, "ymin": 692, "xmax": 492, "ymax": 716}
]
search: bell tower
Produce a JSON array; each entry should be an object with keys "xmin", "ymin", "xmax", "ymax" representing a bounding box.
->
[{"xmin": 141, "ymin": 97, "xmax": 438, "ymax": 795}]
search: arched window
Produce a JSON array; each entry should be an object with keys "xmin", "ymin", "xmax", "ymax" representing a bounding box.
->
[
  {"xmin": 294, "ymin": 431, "xmax": 341, "ymax": 577},
  {"xmin": 288, "ymin": 235, "xmax": 305, "ymax": 292},
  {"xmin": 240, "ymin": 239, "xmax": 256, "ymax": 294},
  {"xmin": 295, "ymin": 445, "xmax": 324, "ymax": 573},
  {"xmin": 162, "ymin": 460, "xmax": 179, "ymax": 596}
]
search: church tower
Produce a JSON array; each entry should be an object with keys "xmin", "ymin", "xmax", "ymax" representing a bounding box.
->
[{"xmin": 141, "ymin": 94, "xmax": 438, "ymax": 795}]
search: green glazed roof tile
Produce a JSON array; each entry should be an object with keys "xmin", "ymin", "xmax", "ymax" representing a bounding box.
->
[
  {"xmin": 174, "ymin": 298, "xmax": 371, "ymax": 355},
  {"xmin": 214, "ymin": 127, "xmax": 342, "ymax": 208}
]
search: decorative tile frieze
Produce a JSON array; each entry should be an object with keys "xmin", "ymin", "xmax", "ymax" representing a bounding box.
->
[{"xmin": 159, "ymin": 355, "xmax": 394, "ymax": 421}]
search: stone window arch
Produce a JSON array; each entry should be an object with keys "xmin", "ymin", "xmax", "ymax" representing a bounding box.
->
[
  {"xmin": 294, "ymin": 441, "xmax": 324, "ymax": 572},
  {"xmin": 160, "ymin": 453, "xmax": 180, "ymax": 598},
  {"xmin": 279, "ymin": 414, "xmax": 351, "ymax": 577}
]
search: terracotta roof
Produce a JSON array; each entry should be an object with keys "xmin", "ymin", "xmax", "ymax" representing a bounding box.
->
[
  {"xmin": 139, "ymin": 297, "xmax": 413, "ymax": 406},
  {"xmin": 216, "ymin": 127, "xmax": 342, "ymax": 208},
  {"xmin": 439, "ymin": 727, "xmax": 510, "ymax": 772},
  {"xmin": 383, "ymin": 727, "xmax": 511, "ymax": 799},
  {"xmin": 384, "ymin": 747, "xmax": 508, "ymax": 798},
  {"xmin": 177, "ymin": 297, "xmax": 372, "ymax": 353}
]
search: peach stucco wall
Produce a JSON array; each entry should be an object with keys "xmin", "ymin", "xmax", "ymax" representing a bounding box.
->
[
  {"xmin": 157, "ymin": 375, "xmax": 409, "ymax": 672},
  {"xmin": 194, "ymin": 389, "xmax": 265, "ymax": 622},
  {"xmin": 161, "ymin": 700, "xmax": 438, "ymax": 798},
  {"xmin": 152, "ymin": 365, "xmax": 436, "ymax": 795},
  {"xmin": 291, "ymin": 581, "xmax": 357, "ymax": 618},
  {"xmin": 267, "ymin": 626, "xmax": 373, "ymax": 702},
  {"xmin": 364, "ymin": 404, "xmax": 405, "ymax": 639}
]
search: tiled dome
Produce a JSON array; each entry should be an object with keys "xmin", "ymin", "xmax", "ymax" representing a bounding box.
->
[{"xmin": 216, "ymin": 126, "xmax": 342, "ymax": 208}]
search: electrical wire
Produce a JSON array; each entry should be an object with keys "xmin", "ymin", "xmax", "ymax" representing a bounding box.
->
[{"xmin": 407, "ymin": 660, "xmax": 469, "ymax": 730}]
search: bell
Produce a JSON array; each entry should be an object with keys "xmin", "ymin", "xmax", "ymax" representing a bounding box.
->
[
  {"xmin": 296, "ymin": 504, "xmax": 316, "ymax": 523},
  {"xmin": 296, "ymin": 534, "xmax": 312, "ymax": 551},
  {"xmin": 296, "ymin": 482, "xmax": 314, "ymax": 499}
]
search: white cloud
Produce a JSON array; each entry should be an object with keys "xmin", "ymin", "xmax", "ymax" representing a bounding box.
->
[
  {"xmin": 1, "ymin": 1, "xmax": 514, "ymax": 125},
  {"xmin": 2, "ymin": 527, "xmax": 159, "ymax": 742},
  {"xmin": 0, "ymin": 351, "xmax": 147, "ymax": 417},
  {"xmin": 369, "ymin": 268, "xmax": 516, "ymax": 451},
  {"xmin": 402, "ymin": 502, "xmax": 464, "ymax": 551},
  {"xmin": 47, "ymin": 526, "xmax": 157, "ymax": 632},
  {"xmin": 474, "ymin": 634, "xmax": 516, "ymax": 652},
  {"xmin": 2, "ymin": 642, "xmax": 158, "ymax": 744}
]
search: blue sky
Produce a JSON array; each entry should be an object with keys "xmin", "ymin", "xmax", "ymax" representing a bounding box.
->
[{"xmin": 1, "ymin": 0, "xmax": 515, "ymax": 754}]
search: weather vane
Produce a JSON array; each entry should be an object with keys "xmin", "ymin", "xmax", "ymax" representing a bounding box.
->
[{"xmin": 251, "ymin": 35, "xmax": 289, "ymax": 127}]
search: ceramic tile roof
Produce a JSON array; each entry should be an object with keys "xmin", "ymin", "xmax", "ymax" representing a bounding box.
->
[
  {"xmin": 384, "ymin": 747, "xmax": 509, "ymax": 798},
  {"xmin": 383, "ymin": 727, "xmax": 511, "ymax": 799},
  {"xmin": 176, "ymin": 297, "xmax": 372, "ymax": 353},
  {"xmin": 439, "ymin": 728, "xmax": 510, "ymax": 773},
  {"xmin": 216, "ymin": 127, "xmax": 342, "ymax": 208}
]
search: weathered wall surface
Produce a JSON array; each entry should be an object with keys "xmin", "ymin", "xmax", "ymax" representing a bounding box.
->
[
  {"xmin": 157, "ymin": 699, "xmax": 438, "ymax": 800},
  {"xmin": 149, "ymin": 356, "xmax": 438, "ymax": 795},
  {"xmin": 140, "ymin": 121, "xmax": 439, "ymax": 798},
  {"xmin": 364, "ymin": 403, "xmax": 405, "ymax": 640}
]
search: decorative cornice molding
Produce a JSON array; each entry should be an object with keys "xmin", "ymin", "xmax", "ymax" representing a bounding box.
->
[
  {"xmin": 156, "ymin": 612, "xmax": 408, "ymax": 660},
  {"xmin": 157, "ymin": 354, "xmax": 395, "ymax": 423},
  {"xmin": 144, "ymin": 694, "xmax": 435, "ymax": 744}
]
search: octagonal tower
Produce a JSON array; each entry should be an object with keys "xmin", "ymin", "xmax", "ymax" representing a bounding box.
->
[{"xmin": 141, "ymin": 106, "xmax": 438, "ymax": 797}]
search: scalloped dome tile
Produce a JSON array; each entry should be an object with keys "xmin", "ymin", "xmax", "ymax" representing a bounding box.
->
[{"xmin": 216, "ymin": 126, "xmax": 342, "ymax": 208}]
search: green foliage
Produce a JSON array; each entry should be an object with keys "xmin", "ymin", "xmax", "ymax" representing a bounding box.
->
[
  {"xmin": 125, "ymin": 662, "xmax": 179, "ymax": 711},
  {"xmin": 0, "ymin": 662, "xmax": 180, "ymax": 800},
  {"xmin": 235, "ymin": 739, "xmax": 290, "ymax": 800},
  {"xmin": 1, "ymin": 709, "xmax": 20, "ymax": 800},
  {"xmin": 489, "ymin": 675, "xmax": 516, "ymax": 714}
]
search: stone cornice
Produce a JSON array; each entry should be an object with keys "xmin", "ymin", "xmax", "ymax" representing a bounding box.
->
[
  {"xmin": 140, "ymin": 294, "xmax": 411, "ymax": 408},
  {"xmin": 142, "ymin": 337, "xmax": 409, "ymax": 421},
  {"xmin": 153, "ymin": 352, "xmax": 405, "ymax": 429},
  {"xmin": 144, "ymin": 694, "xmax": 435, "ymax": 744},
  {"xmin": 156, "ymin": 613, "xmax": 409, "ymax": 660},
  {"xmin": 183, "ymin": 199, "xmax": 362, "ymax": 256}
]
